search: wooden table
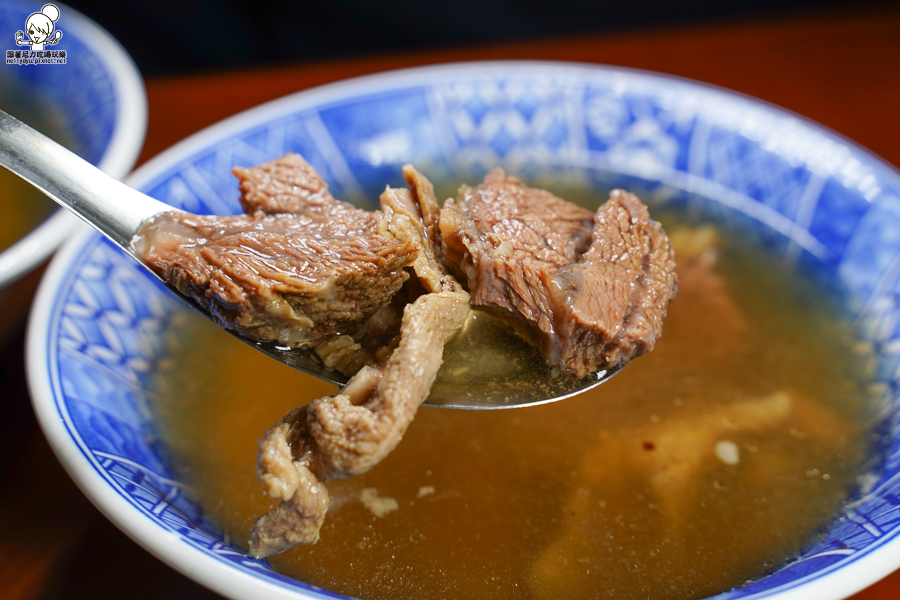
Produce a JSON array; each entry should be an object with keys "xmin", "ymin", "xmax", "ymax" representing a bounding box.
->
[{"xmin": 2, "ymin": 4, "xmax": 899, "ymax": 598}]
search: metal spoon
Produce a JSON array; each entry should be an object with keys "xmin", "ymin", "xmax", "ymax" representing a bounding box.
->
[{"xmin": 0, "ymin": 109, "xmax": 622, "ymax": 409}]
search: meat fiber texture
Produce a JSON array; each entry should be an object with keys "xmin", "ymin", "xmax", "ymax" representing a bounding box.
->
[
  {"xmin": 134, "ymin": 154, "xmax": 416, "ymax": 348},
  {"xmin": 249, "ymin": 165, "xmax": 469, "ymax": 558},
  {"xmin": 134, "ymin": 155, "xmax": 677, "ymax": 558},
  {"xmin": 440, "ymin": 169, "xmax": 678, "ymax": 378}
]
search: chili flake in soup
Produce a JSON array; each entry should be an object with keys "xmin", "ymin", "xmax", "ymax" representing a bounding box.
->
[{"xmin": 156, "ymin": 217, "xmax": 875, "ymax": 600}]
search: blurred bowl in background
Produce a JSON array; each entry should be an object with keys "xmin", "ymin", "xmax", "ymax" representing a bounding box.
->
[{"xmin": 0, "ymin": 0, "xmax": 146, "ymax": 289}]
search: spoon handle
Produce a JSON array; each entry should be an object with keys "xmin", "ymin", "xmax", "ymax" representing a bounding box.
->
[
  {"xmin": 0, "ymin": 108, "xmax": 354, "ymax": 388},
  {"xmin": 0, "ymin": 109, "xmax": 170, "ymax": 258},
  {"xmin": 0, "ymin": 109, "xmax": 620, "ymax": 407}
]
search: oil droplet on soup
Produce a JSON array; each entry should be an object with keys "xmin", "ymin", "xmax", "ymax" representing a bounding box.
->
[{"xmin": 155, "ymin": 219, "xmax": 876, "ymax": 600}]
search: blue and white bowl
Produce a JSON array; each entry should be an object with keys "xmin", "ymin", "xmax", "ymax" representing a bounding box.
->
[
  {"xmin": 0, "ymin": 0, "xmax": 146, "ymax": 286},
  {"xmin": 26, "ymin": 61, "xmax": 900, "ymax": 599}
]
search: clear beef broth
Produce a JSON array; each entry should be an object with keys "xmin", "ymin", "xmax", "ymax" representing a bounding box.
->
[{"xmin": 155, "ymin": 213, "xmax": 875, "ymax": 600}]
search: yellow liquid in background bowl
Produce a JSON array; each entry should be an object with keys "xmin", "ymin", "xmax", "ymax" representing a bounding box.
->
[
  {"xmin": 0, "ymin": 84, "xmax": 72, "ymax": 252},
  {"xmin": 155, "ymin": 216, "xmax": 877, "ymax": 600}
]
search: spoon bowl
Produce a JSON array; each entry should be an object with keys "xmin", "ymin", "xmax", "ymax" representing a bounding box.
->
[{"xmin": 0, "ymin": 109, "xmax": 617, "ymax": 408}]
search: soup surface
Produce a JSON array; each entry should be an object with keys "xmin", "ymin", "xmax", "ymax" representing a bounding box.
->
[{"xmin": 156, "ymin": 214, "xmax": 875, "ymax": 600}]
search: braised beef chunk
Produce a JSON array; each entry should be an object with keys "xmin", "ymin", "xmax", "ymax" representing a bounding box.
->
[
  {"xmin": 311, "ymin": 164, "xmax": 464, "ymax": 376},
  {"xmin": 440, "ymin": 169, "xmax": 677, "ymax": 378},
  {"xmin": 441, "ymin": 169, "xmax": 595, "ymax": 279},
  {"xmin": 552, "ymin": 191, "xmax": 678, "ymax": 375},
  {"xmin": 250, "ymin": 289, "xmax": 470, "ymax": 558},
  {"xmin": 233, "ymin": 152, "xmax": 352, "ymax": 217},
  {"xmin": 134, "ymin": 154, "xmax": 416, "ymax": 348},
  {"xmin": 378, "ymin": 165, "xmax": 463, "ymax": 294},
  {"xmin": 135, "ymin": 154, "xmax": 677, "ymax": 557},
  {"xmin": 250, "ymin": 171, "xmax": 471, "ymax": 558}
]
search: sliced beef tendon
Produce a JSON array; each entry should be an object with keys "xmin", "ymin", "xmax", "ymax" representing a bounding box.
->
[
  {"xmin": 132, "ymin": 155, "xmax": 676, "ymax": 557},
  {"xmin": 249, "ymin": 165, "xmax": 469, "ymax": 558}
]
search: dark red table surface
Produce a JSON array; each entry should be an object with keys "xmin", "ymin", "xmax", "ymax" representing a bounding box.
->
[{"xmin": 1, "ymin": 4, "xmax": 899, "ymax": 598}]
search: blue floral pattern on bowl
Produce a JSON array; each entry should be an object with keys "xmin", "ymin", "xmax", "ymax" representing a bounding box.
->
[
  {"xmin": 0, "ymin": 1, "xmax": 117, "ymax": 163},
  {"xmin": 0, "ymin": 0, "xmax": 146, "ymax": 286},
  {"xmin": 28, "ymin": 62, "xmax": 900, "ymax": 600}
]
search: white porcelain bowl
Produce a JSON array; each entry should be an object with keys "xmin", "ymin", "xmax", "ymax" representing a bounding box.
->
[
  {"xmin": 26, "ymin": 61, "xmax": 900, "ymax": 600},
  {"xmin": 0, "ymin": 0, "xmax": 146, "ymax": 287}
]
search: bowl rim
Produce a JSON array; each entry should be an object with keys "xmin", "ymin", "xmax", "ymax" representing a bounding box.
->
[
  {"xmin": 0, "ymin": 1, "xmax": 147, "ymax": 287},
  {"xmin": 26, "ymin": 59, "xmax": 900, "ymax": 600}
]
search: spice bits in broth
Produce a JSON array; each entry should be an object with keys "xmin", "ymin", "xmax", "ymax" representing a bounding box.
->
[
  {"xmin": 138, "ymin": 155, "xmax": 678, "ymax": 557},
  {"xmin": 155, "ymin": 178, "xmax": 874, "ymax": 600}
]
